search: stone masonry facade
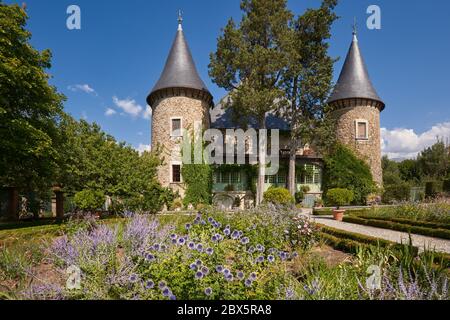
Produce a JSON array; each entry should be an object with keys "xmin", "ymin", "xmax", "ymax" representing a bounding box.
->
[
  {"xmin": 331, "ymin": 98, "xmax": 383, "ymax": 186},
  {"xmin": 151, "ymin": 91, "xmax": 211, "ymax": 197}
]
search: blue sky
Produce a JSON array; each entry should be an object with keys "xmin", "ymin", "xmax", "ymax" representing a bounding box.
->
[{"xmin": 4, "ymin": 0, "xmax": 450, "ymax": 158}]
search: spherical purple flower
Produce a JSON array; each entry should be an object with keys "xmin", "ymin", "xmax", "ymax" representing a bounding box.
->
[
  {"xmin": 237, "ymin": 271, "xmax": 245, "ymax": 280},
  {"xmin": 268, "ymin": 255, "xmax": 275, "ymax": 263},
  {"xmin": 245, "ymin": 279, "xmax": 253, "ymax": 287},
  {"xmin": 216, "ymin": 265, "xmax": 224, "ymax": 273},
  {"xmin": 238, "ymin": 231, "xmax": 243, "ymax": 238},
  {"xmin": 170, "ymin": 234, "xmax": 178, "ymax": 240},
  {"xmin": 129, "ymin": 274, "xmax": 138, "ymax": 283},
  {"xmin": 145, "ymin": 280, "xmax": 155, "ymax": 289},
  {"xmin": 188, "ymin": 242, "xmax": 195, "ymax": 249},
  {"xmin": 145, "ymin": 253, "xmax": 156, "ymax": 262},
  {"xmin": 159, "ymin": 281, "xmax": 167, "ymax": 289},
  {"xmin": 196, "ymin": 243, "xmax": 204, "ymax": 252},
  {"xmin": 171, "ymin": 239, "xmax": 177, "ymax": 244},
  {"xmin": 196, "ymin": 259, "xmax": 203, "ymax": 266},
  {"xmin": 256, "ymin": 256, "xmax": 265, "ymax": 263},
  {"xmin": 162, "ymin": 287, "xmax": 171, "ymax": 297},
  {"xmin": 185, "ymin": 223, "xmax": 192, "ymax": 230},
  {"xmin": 154, "ymin": 244, "xmax": 160, "ymax": 251},
  {"xmin": 201, "ymin": 266, "xmax": 210, "ymax": 275},
  {"xmin": 205, "ymin": 287, "xmax": 213, "ymax": 296},
  {"xmin": 178, "ymin": 238, "xmax": 186, "ymax": 246},
  {"xmin": 211, "ymin": 235, "xmax": 218, "ymax": 242},
  {"xmin": 170, "ymin": 295, "xmax": 177, "ymax": 300},
  {"xmin": 256, "ymin": 244, "xmax": 265, "ymax": 252},
  {"xmin": 248, "ymin": 246, "xmax": 255, "ymax": 254},
  {"xmin": 223, "ymin": 268, "xmax": 230, "ymax": 276},
  {"xmin": 280, "ymin": 252, "xmax": 288, "ymax": 261},
  {"xmin": 226, "ymin": 274, "xmax": 234, "ymax": 282},
  {"xmin": 224, "ymin": 228, "xmax": 231, "ymax": 236},
  {"xmin": 201, "ymin": 220, "xmax": 207, "ymax": 225},
  {"xmin": 231, "ymin": 231, "xmax": 239, "ymax": 240},
  {"xmin": 190, "ymin": 263, "xmax": 197, "ymax": 271},
  {"xmin": 208, "ymin": 217, "xmax": 214, "ymax": 223},
  {"xmin": 195, "ymin": 271, "xmax": 204, "ymax": 280},
  {"xmin": 206, "ymin": 248, "xmax": 214, "ymax": 255},
  {"xmin": 250, "ymin": 273, "xmax": 257, "ymax": 280},
  {"xmin": 240, "ymin": 237, "xmax": 250, "ymax": 245},
  {"xmin": 216, "ymin": 222, "xmax": 222, "ymax": 229}
]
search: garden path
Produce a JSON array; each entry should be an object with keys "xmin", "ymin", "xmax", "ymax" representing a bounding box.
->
[{"xmin": 302, "ymin": 210, "xmax": 450, "ymax": 254}]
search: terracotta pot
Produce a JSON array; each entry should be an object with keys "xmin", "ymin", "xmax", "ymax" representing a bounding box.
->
[{"xmin": 333, "ymin": 209, "xmax": 346, "ymax": 222}]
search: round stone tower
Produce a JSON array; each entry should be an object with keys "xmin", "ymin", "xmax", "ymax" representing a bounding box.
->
[
  {"xmin": 147, "ymin": 16, "xmax": 213, "ymax": 196},
  {"xmin": 328, "ymin": 31, "xmax": 385, "ymax": 186}
]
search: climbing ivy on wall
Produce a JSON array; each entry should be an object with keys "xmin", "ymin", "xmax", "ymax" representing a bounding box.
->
[
  {"xmin": 214, "ymin": 164, "xmax": 258, "ymax": 196},
  {"xmin": 182, "ymin": 164, "xmax": 213, "ymax": 207}
]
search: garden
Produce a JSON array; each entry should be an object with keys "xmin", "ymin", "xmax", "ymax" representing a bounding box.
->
[{"xmin": 1, "ymin": 204, "xmax": 449, "ymax": 300}]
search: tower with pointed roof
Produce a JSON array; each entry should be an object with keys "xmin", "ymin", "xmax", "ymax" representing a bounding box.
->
[
  {"xmin": 147, "ymin": 14, "xmax": 213, "ymax": 196},
  {"xmin": 328, "ymin": 30, "xmax": 385, "ymax": 186}
]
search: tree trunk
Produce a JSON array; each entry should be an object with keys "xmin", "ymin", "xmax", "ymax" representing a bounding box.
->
[
  {"xmin": 288, "ymin": 150, "xmax": 296, "ymax": 196},
  {"xmin": 7, "ymin": 187, "xmax": 19, "ymax": 221}
]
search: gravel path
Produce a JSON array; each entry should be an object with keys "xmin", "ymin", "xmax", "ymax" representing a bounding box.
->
[{"xmin": 307, "ymin": 213, "xmax": 450, "ymax": 254}]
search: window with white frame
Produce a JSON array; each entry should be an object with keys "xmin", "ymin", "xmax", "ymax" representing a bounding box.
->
[
  {"xmin": 170, "ymin": 118, "xmax": 182, "ymax": 137},
  {"xmin": 355, "ymin": 119, "xmax": 369, "ymax": 140}
]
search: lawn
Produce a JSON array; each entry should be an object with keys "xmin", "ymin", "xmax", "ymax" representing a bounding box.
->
[{"xmin": 0, "ymin": 207, "xmax": 449, "ymax": 300}]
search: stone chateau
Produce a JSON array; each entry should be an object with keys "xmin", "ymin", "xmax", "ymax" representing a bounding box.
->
[{"xmin": 147, "ymin": 19, "xmax": 385, "ymax": 210}]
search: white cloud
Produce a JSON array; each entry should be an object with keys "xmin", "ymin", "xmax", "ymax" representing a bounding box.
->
[
  {"xmin": 143, "ymin": 105, "xmax": 152, "ymax": 120},
  {"xmin": 104, "ymin": 108, "xmax": 117, "ymax": 116},
  {"xmin": 136, "ymin": 143, "xmax": 151, "ymax": 155},
  {"xmin": 68, "ymin": 84, "xmax": 96, "ymax": 95},
  {"xmin": 381, "ymin": 122, "xmax": 450, "ymax": 160},
  {"xmin": 112, "ymin": 96, "xmax": 144, "ymax": 118}
]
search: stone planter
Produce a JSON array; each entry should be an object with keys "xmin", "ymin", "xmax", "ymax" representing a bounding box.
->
[{"xmin": 332, "ymin": 209, "xmax": 346, "ymax": 222}]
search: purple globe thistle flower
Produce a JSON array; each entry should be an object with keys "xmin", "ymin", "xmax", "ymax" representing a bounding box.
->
[
  {"xmin": 231, "ymin": 231, "xmax": 239, "ymax": 240},
  {"xmin": 216, "ymin": 222, "xmax": 222, "ymax": 229},
  {"xmin": 216, "ymin": 265, "xmax": 224, "ymax": 273},
  {"xmin": 170, "ymin": 234, "xmax": 178, "ymax": 240},
  {"xmin": 196, "ymin": 259, "xmax": 203, "ymax": 266},
  {"xmin": 223, "ymin": 268, "xmax": 230, "ymax": 276},
  {"xmin": 226, "ymin": 274, "xmax": 234, "ymax": 282},
  {"xmin": 268, "ymin": 255, "xmax": 275, "ymax": 263},
  {"xmin": 238, "ymin": 231, "xmax": 243, "ymax": 238},
  {"xmin": 280, "ymin": 252, "xmax": 288, "ymax": 261},
  {"xmin": 188, "ymin": 242, "xmax": 195, "ymax": 249},
  {"xmin": 129, "ymin": 274, "xmax": 138, "ymax": 283},
  {"xmin": 162, "ymin": 287, "xmax": 171, "ymax": 297},
  {"xmin": 204, "ymin": 287, "xmax": 213, "ymax": 296},
  {"xmin": 196, "ymin": 244, "xmax": 204, "ymax": 252},
  {"xmin": 190, "ymin": 263, "xmax": 197, "ymax": 271},
  {"xmin": 145, "ymin": 253, "xmax": 156, "ymax": 262},
  {"xmin": 185, "ymin": 223, "xmax": 192, "ymax": 230},
  {"xmin": 208, "ymin": 217, "xmax": 214, "ymax": 223},
  {"xmin": 211, "ymin": 235, "xmax": 218, "ymax": 242},
  {"xmin": 154, "ymin": 244, "xmax": 160, "ymax": 251},
  {"xmin": 250, "ymin": 273, "xmax": 257, "ymax": 280},
  {"xmin": 159, "ymin": 281, "xmax": 167, "ymax": 289},
  {"xmin": 224, "ymin": 228, "xmax": 231, "ymax": 236},
  {"xmin": 237, "ymin": 271, "xmax": 245, "ymax": 280},
  {"xmin": 145, "ymin": 280, "xmax": 155, "ymax": 289},
  {"xmin": 201, "ymin": 266, "xmax": 210, "ymax": 275},
  {"xmin": 171, "ymin": 239, "xmax": 177, "ymax": 244},
  {"xmin": 195, "ymin": 271, "xmax": 204, "ymax": 280},
  {"xmin": 201, "ymin": 220, "xmax": 207, "ymax": 225},
  {"xmin": 245, "ymin": 279, "xmax": 253, "ymax": 287},
  {"xmin": 256, "ymin": 244, "xmax": 265, "ymax": 252},
  {"xmin": 178, "ymin": 238, "xmax": 186, "ymax": 246},
  {"xmin": 206, "ymin": 248, "xmax": 214, "ymax": 255},
  {"xmin": 240, "ymin": 237, "xmax": 250, "ymax": 245},
  {"xmin": 169, "ymin": 295, "xmax": 177, "ymax": 300},
  {"xmin": 248, "ymin": 246, "xmax": 255, "ymax": 254},
  {"xmin": 256, "ymin": 256, "xmax": 265, "ymax": 263}
]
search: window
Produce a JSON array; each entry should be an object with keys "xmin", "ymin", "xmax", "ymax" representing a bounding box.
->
[
  {"xmin": 216, "ymin": 171, "xmax": 241, "ymax": 184},
  {"xmin": 172, "ymin": 164, "xmax": 181, "ymax": 183},
  {"xmin": 355, "ymin": 120, "xmax": 369, "ymax": 140},
  {"xmin": 171, "ymin": 118, "xmax": 182, "ymax": 137}
]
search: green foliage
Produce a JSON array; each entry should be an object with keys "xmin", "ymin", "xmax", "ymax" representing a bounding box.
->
[
  {"xmin": 418, "ymin": 141, "xmax": 449, "ymax": 180},
  {"xmin": 323, "ymin": 144, "xmax": 375, "ymax": 205},
  {"xmin": 382, "ymin": 181, "xmax": 411, "ymax": 203},
  {"xmin": 425, "ymin": 180, "xmax": 443, "ymax": 198},
  {"xmin": 294, "ymin": 191, "xmax": 304, "ymax": 204},
  {"xmin": 263, "ymin": 187, "xmax": 295, "ymax": 206},
  {"xmin": 326, "ymin": 188, "xmax": 354, "ymax": 208},
  {"xmin": 443, "ymin": 179, "xmax": 450, "ymax": 192},
  {"xmin": 182, "ymin": 164, "xmax": 213, "ymax": 207},
  {"xmin": 73, "ymin": 190, "xmax": 105, "ymax": 212},
  {"xmin": 0, "ymin": 3, "xmax": 65, "ymax": 192}
]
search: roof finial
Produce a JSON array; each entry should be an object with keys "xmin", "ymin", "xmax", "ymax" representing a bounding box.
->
[
  {"xmin": 178, "ymin": 9, "xmax": 183, "ymax": 31},
  {"xmin": 352, "ymin": 17, "xmax": 358, "ymax": 41}
]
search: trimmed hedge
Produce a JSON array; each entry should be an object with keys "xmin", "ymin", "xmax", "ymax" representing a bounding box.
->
[
  {"xmin": 357, "ymin": 215, "xmax": 450, "ymax": 231},
  {"xmin": 318, "ymin": 224, "xmax": 419, "ymax": 255},
  {"xmin": 343, "ymin": 216, "xmax": 450, "ymax": 240}
]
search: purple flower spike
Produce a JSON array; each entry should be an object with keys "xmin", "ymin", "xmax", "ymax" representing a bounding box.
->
[{"xmin": 205, "ymin": 287, "xmax": 213, "ymax": 296}]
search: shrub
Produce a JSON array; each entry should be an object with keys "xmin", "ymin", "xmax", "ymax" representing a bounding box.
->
[
  {"xmin": 170, "ymin": 198, "xmax": 184, "ymax": 211},
  {"xmin": 182, "ymin": 164, "xmax": 213, "ymax": 207},
  {"xmin": 263, "ymin": 188, "xmax": 295, "ymax": 206},
  {"xmin": 425, "ymin": 181, "xmax": 442, "ymax": 198},
  {"xmin": 326, "ymin": 188, "xmax": 354, "ymax": 209},
  {"xmin": 73, "ymin": 190, "xmax": 105, "ymax": 212},
  {"xmin": 323, "ymin": 144, "xmax": 376, "ymax": 205},
  {"xmin": 442, "ymin": 179, "xmax": 450, "ymax": 193},
  {"xmin": 295, "ymin": 191, "xmax": 304, "ymax": 204},
  {"xmin": 383, "ymin": 182, "xmax": 411, "ymax": 204}
]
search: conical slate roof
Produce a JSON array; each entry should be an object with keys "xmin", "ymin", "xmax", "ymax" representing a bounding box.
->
[
  {"xmin": 147, "ymin": 23, "xmax": 212, "ymax": 107},
  {"xmin": 328, "ymin": 33, "xmax": 385, "ymax": 110}
]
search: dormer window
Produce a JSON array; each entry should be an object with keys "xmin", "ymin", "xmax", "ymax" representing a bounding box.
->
[
  {"xmin": 355, "ymin": 119, "xmax": 369, "ymax": 140},
  {"xmin": 171, "ymin": 118, "xmax": 182, "ymax": 137}
]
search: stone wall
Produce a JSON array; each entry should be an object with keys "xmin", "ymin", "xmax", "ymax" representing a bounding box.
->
[
  {"xmin": 151, "ymin": 91, "xmax": 211, "ymax": 197},
  {"xmin": 332, "ymin": 99, "xmax": 383, "ymax": 186}
]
